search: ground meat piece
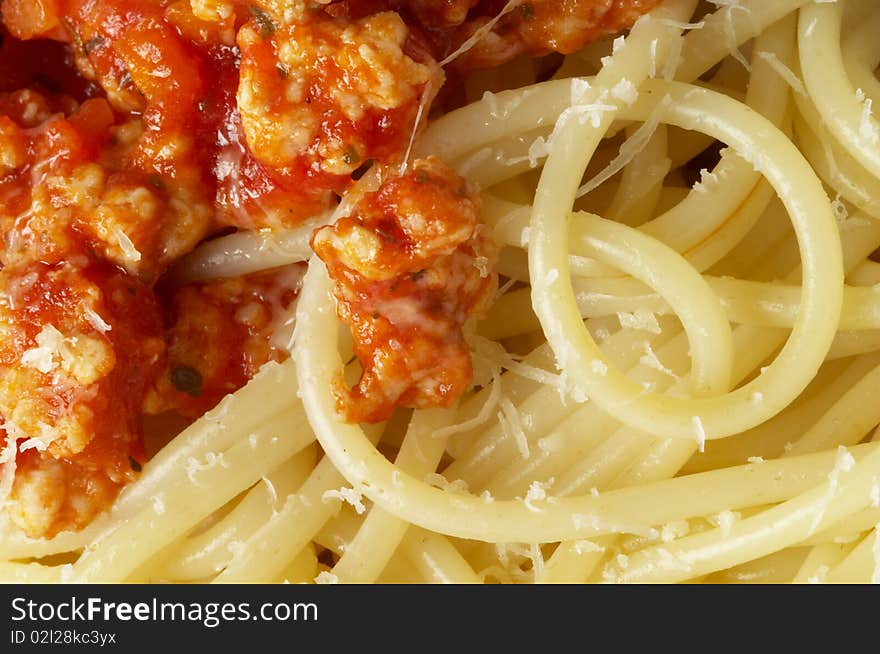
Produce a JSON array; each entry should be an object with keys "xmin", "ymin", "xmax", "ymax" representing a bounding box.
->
[
  {"xmin": 2, "ymin": 3, "xmax": 220, "ymax": 273},
  {"xmin": 445, "ymin": 0, "xmax": 663, "ymax": 69},
  {"xmin": 0, "ymin": 87, "xmax": 213, "ymax": 280},
  {"xmin": 323, "ymin": 0, "xmax": 660, "ymax": 69},
  {"xmin": 0, "ymin": 258, "xmax": 165, "ymax": 537},
  {"xmin": 7, "ymin": 451, "xmax": 122, "ymax": 539},
  {"xmin": 312, "ymin": 157, "xmax": 497, "ymax": 423},
  {"xmin": 236, "ymin": 9, "xmax": 441, "ymax": 194},
  {"xmin": 5, "ymin": 1, "xmax": 440, "ymax": 232},
  {"xmin": 145, "ymin": 264, "xmax": 304, "ymax": 417},
  {"xmin": 1, "ymin": 0, "xmax": 63, "ymax": 40}
]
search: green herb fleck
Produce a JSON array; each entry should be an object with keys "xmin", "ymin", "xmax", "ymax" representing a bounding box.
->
[
  {"xmin": 341, "ymin": 146, "xmax": 360, "ymax": 166},
  {"xmin": 520, "ymin": 3, "xmax": 535, "ymax": 20},
  {"xmin": 83, "ymin": 35, "xmax": 105, "ymax": 54},
  {"xmin": 171, "ymin": 365, "xmax": 203, "ymax": 397},
  {"xmin": 415, "ymin": 169, "xmax": 429, "ymax": 183},
  {"xmin": 249, "ymin": 6, "xmax": 277, "ymax": 39},
  {"xmin": 146, "ymin": 173, "xmax": 165, "ymax": 191},
  {"xmin": 61, "ymin": 18, "xmax": 85, "ymax": 56},
  {"xmin": 374, "ymin": 226, "xmax": 395, "ymax": 242},
  {"xmin": 118, "ymin": 69, "xmax": 134, "ymax": 89}
]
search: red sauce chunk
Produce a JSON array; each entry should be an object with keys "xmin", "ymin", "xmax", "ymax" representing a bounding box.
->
[
  {"xmin": 330, "ymin": 0, "xmax": 662, "ymax": 70},
  {"xmin": 312, "ymin": 157, "xmax": 497, "ymax": 423},
  {"xmin": 145, "ymin": 264, "xmax": 304, "ymax": 418},
  {"xmin": 234, "ymin": 6, "xmax": 442, "ymax": 226},
  {"xmin": 0, "ymin": 259, "xmax": 165, "ymax": 537},
  {"xmin": 0, "ymin": 88, "xmax": 212, "ymax": 280},
  {"xmin": 435, "ymin": 0, "xmax": 663, "ymax": 70}
]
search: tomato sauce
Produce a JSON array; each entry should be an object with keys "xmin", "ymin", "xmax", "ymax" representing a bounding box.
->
[
  {"xmin": 312, "ymin": 157, "xmax": 496, "ymax": 423},
  {"xmin": 0, "ymin": 259, "xmax": 164, "ymax": 537},
  {"xmin": 0, "ymin": 0, "xmax": 656, "ymax": 537}
]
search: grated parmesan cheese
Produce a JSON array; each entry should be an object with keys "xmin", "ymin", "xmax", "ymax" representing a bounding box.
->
[
  {"xmin": 498, "ymin": 397, "xmax": 529, "ymax": 459},
  {"xmin": 20, "ymin": 324, "xmax": 69, "ymax": 374},
  {"xmin": 470, "ymin": 335, "xmax": 566, "ymax": 393},
  {"xmin": 610, "ymin": 79, "xmax": 638, "ymax": 106},
  {"xmin": 601, "ymin": 563, "xmax": 620, "ymax": 583},
  {"xmin": 322, "ymin": 486, "xmax": 367, "ymax": 514},
  {"xmin": 113, "ymin": 226, "xmax": 142, "ymax": 262},
  {"xmin": 756, "ymin": 51, "xmax": 806, "ymax": 96},
  {"xmin": 314, "ymin": 571, "xmax": 339, "ymax": 584},
  {"xmin": 523, "ymin": 478, "xmax": 556, "ymax": 512},
  {"xmin": 855, "ymin": 88, "xmax": 879, "ymax": 146},
  {"xmin": 438, "ymin": 0, "xmax": 521, "ymax": 67},
  {"xmin": 17, "ymin": 422, "xmax": 58, "ymax": 454},
  {"xmin": 692, "ymin": 167, "xmax": 720, "ymax": 194},
  {"xmin": 658, "ymin": 19, "xmax": 705, "ymax": 30},
  {"xmin": 424, "ymin": 473, "xmax": 469, "ymax": 494},
  {"xmin": 579, "ymin": 102, "xmax": 618, "ymax": 129},
  {"xmin": 660, "ymin": 520, "xmax": 690, "ymax": 543},
  {"xmin": 569, "ymin": 78, "xmax": 592, "ymax": 105},
  {"xmin": 399, "ymin": 80, "xmax": 433, "ymax": 175},
  {"xmin": 692, "ymin": 415, "xmax": 706, "ymax": 453},
  {"xmin": 724, "ymin": 7, "xmax": 751, "ymax": 72},
  {"xmin": 639, "ymin": 342, "xmax": 679, "ymax": 379},
  {"xmin": 432, "ymin": 370, "xmax": 501, "ymax": 440},
  {"xmin": 807, "ymin": 565, "xmax": 829, "ymax": 584},
  {"xmin": 655, "ymin": 546, "xmax": 693, "ymax": 573},
  {"xmin": 84, "ymin": 308, "xmax": 112, "ymax": 334},
  {"xmin": 184, "ymin": 451, "xmax": 231, "ymax": 484},
  {"xmin": 537, "ymin": 432, "xmax": 565, "ymax": 454},
  {"xmin": 0, "ymin": 425, "xmax": 20, "ymax": 506},
  {"xmin": 573, "ymin": 540, "xmax": 604, "ymax": 555},
  {"xmin": 527, "ymin": 136, "xmax": 549, "ymax": 168},
  {"xmin": 809, "ymin": 446, "xmax": 856, "ymax": 534},
  {"xmin": 577, "ymin": 95, "xmax": 672, "ymax": 199},
  {"xmin": 830, "ymin": 194, "xmax": 849, "ymax": 222},
  {"xmin": 617, "ymin": 310, "xmax": 662, "ymax": 334},
  {"xmin": 262, "ymin": 476, "xmax": 279, "ymax": 506},
  {"xmin": 710, "ymin": 510, "xmax": 739, "ymax": 538}
]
